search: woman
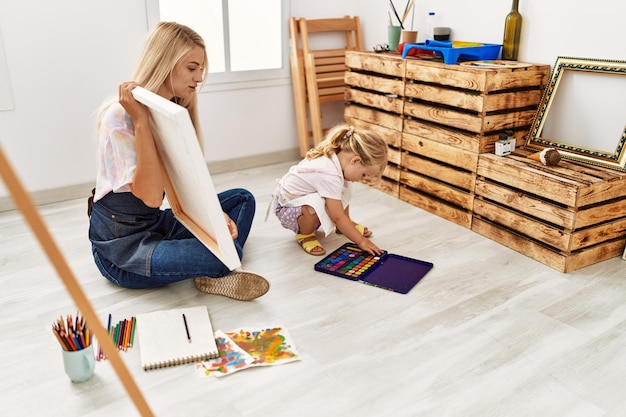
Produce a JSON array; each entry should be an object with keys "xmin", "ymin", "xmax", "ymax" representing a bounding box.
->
[{"xmin": 88, "ymin": 22, "xmax": 269, "ymax": 301}]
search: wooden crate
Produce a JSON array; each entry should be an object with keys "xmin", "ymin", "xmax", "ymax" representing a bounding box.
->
[
  {"xmin": 344, "ymin": 109, "xmax": 402, "ymax": 196},
  {"xmin": 344, "ymin": 51, "xmax": 406, "ymax": 197},
  {"xmin": 399, "ymin": 131, "xmax": 476, "ymax": 228},
  {"xmin": 398, "ymin": 58, "xmax": 550, "ymax": 228},
  {"xmin": 473, "ymin": 150, "xmax": 626, "ymax": 272},
  {"xmin": 404, "ymin": 58, "xmax": 550, "ymax": 146}
]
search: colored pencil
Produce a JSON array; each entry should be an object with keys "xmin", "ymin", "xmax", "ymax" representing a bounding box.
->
[
  {"xmin": 129, "ymin": 316, "xmax": 136, "ymax": 348},
  {"xmin": 123, "ymin": 319, "xmax": 131, "ymax": 351},
  {"xmin": 52, "ymin": 324, "xmax": 70, "ymax": 351}
]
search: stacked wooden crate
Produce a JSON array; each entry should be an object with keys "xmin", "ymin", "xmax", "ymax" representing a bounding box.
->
[
  {"xmin": 343, "ymin": 53, "xmax": 626, "ymax": 271},
  {"xmin": 473, "ymin": 149, "xmax": 626, "ymax": 272},
  {"xmin": 344, "ymin": 51, "xmax": 406, "ymax": 197},
  {"xmin": 400, "ymin": 59, "xmax": 550, "ymax": 228}
]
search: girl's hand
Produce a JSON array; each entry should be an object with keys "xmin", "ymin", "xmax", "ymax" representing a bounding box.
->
[
  {"xmin": 357, "ymin": 237, "xmax": 383, "ymax": 256},
  {"xmin": 224, "ymin": 213, "xmax": 238, "ymax": 240}
]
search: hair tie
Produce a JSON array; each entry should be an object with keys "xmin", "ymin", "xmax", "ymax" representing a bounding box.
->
[{"xmin": 345, "ymin": 126, "xmax": 355, "ymax": 139}]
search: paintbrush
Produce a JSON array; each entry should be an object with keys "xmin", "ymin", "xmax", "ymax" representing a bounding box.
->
[
  {"xmin": 401, "ymin": 0, "xmax": 415, "ymax": 27},
  {"xmin": 389, "ymin": 0, "xmax": 404, "ymax": 29}
]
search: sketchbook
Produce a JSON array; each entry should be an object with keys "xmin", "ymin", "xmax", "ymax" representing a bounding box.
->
[{"xmin": 136, "ymin": 306, "xmax": 219, "ymax": 370}]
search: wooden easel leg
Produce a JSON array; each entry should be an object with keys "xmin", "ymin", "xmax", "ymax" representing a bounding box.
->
[{"xmin": 0, "ymin": 145, "xmax": 155, "ymax": 417}]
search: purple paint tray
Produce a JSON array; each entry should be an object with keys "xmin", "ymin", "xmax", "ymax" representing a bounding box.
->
[
  {"xmin": 401, "ymin": 40, "xmax": 502, "ymax": 64},
  {"xmin": 314, "ymin": 243, "xmax": 434, "ymax": 294}
]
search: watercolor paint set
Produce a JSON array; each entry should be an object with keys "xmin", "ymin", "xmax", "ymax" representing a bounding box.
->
[{"xmin": 314, "ymin": 243, "xmax": 433, "ymax": 294}]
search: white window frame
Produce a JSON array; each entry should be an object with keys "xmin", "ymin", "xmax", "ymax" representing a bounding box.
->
[{"xmin": 145, "ymin": 0, "xmax": 291, "ymax": 92}]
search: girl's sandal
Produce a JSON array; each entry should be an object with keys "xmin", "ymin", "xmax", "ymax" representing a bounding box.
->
[
  {"xmin": 296, "ymin": 233, "xmax": 326, "ymax": 256},
  {"xmin": 354, "ymin": 224, "xmax": 373, "ymax": 238},
  {"xmin": 336, "ymin": 222, "xmax": 373, "ymax": 238}
]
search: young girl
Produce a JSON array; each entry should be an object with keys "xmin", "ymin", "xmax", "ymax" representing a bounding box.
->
[
  {"xmin": 88, "ymin": 22, "xmax": 269, "ymax": 301},
  {"xmin": 272, "ymin": 124, "xmax": 388, "ymax": 256}
]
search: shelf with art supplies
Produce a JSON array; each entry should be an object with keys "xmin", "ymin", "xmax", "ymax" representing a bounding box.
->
[{"xmin": 345, "ymin": 50, "xmax": 551, "ymax": 230}]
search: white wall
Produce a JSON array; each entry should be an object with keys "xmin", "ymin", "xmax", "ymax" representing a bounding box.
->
[{"xmin": 0, "ymin": 0, "xmax": 624, "ymax": 201}]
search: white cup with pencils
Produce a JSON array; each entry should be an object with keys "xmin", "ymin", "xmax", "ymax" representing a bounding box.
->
[{"xmin": 53, "ymin": 313, "xmax": 95, "ymax": 382}]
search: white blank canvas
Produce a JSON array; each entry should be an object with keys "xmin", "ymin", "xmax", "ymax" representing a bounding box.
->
[{"xmin": 131, "ymin": 87, "xmax": 240, "ymax": 270}]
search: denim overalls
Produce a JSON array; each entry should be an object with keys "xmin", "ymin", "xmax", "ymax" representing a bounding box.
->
[{"xmin": 89, "ymin": 188, "xmax": 255, "ymax": 289}]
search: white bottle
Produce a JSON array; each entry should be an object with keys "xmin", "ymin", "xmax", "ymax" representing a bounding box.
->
[{"xmin": 426, "ymin": 12, "xmax": 436, "ymax": 41}]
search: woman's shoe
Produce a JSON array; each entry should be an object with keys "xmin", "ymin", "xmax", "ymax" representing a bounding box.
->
[{"xmin": 194, "ymin": 271, "xmax": 270, "ymax": 301}]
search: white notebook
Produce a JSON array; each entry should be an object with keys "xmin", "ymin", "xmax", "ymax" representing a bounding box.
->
[{"xmin": 136, "ymin": 306, "xmax": 218, "ymax": 370}]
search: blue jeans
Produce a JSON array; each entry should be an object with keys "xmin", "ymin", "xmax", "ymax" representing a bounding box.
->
[{"xmin": 89, "ymin": 188, "xmax": 255, "ymax": 289}]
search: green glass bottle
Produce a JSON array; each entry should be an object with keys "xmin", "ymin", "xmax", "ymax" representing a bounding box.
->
[{"xmin": 502, "ymin": 0, "xmax": 522, "ymax": 60}]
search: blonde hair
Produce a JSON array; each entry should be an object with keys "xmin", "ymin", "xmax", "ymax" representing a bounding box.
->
[
  {"xmin": 97, "ymin": 22, "xmax": 208, "ymax": 145},
  {"xmin": 306, "ymin": 124, "xmax": 388, "ymax": 179}
]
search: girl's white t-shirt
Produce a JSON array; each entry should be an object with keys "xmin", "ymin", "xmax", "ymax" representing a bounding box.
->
[{"xmin": 279, "ymin": 153, "xmax": 346, "ymax": 201}]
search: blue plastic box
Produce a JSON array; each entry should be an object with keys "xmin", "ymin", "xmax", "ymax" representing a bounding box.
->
[{"xmin": 401, "ymin": 40, "xmax": 502, "ymax": 64}]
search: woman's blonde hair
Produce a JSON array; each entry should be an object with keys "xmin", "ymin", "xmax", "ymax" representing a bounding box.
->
[
  {"xmin": 306, "ymin": 124, "xmax": 388, "ymax": 179},
  {"xmin": 97, "ymin": 22, "xmax": 208, "ymax": 144}
]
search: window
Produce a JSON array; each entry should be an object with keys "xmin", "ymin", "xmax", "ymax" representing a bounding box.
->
[{"xmin": 146, "ymin": 0, "xmax": 290, "ymax": 90}]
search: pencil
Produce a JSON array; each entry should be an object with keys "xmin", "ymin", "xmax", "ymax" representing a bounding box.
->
[
  {"xmin": 182, "ymin": 313, "xmax": 191, "ymax": 343},
  {"xmin": 118, "ymin": 319, "xmax": 126, "ymax": 350},
  {"xmin": 113, "ymin": 323, "xmax": 119, "ymax": 350},
  {"xmin": 129, "ymin": 316, "xmax": 136, "ymax": 348},
  {"xmin": 63, "ymin": 329, "xmax": 78, "ymax": 351},
  {"xmin": 123, "ymin": 319, "xmax": 131, "ymax": 351},
  {"xmin": 101, "ymin": 313, "xmax": 112, "ymax": 359},
  {"xmin": 52, "ymin": 324, "xmax": 70, "ymax": 351},
  {"xmin": 121, "ymin": 319, "xmax": 127, "ymax": 351},
  {"xmin": 78, "ymin": 330, "xmax": 86, "ymax": 350}
]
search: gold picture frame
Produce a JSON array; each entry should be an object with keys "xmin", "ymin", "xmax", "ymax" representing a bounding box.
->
[{"xmin": 525, "ymin": 56, "xmax": 626, "ymax": 172}]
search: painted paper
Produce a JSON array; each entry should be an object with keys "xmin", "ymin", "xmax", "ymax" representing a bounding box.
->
[
  {"xmin": 225, "ymin": 326, "xmax": 300, "ymax": 367},
  {"xmin": 195, "ymin": 330, "xmax": 255, "ymax": 377}
]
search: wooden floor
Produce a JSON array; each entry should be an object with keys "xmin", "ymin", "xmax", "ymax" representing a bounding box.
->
[{"xmin": 2, "ymin": 161, "xmax": 626, "ymax": 417}]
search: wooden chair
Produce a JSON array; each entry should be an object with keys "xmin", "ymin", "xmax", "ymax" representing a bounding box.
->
[{"xmin": 289, "ymin": 16, "xmax": 363, "ymax": 156}]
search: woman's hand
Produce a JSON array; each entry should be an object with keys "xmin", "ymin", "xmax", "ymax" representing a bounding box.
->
[
  {"xmin": 118, "ymin": 82, "xmax": 149, "ymax": 124},
  {"xmin": 224, "ymin": 213, "xmax": 239, "ymax": 240}
]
